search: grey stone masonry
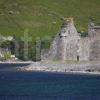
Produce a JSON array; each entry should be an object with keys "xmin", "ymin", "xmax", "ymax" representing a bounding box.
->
[{"xmin": 41, "ymin": 18, "xmax": 100, "ymax": 61}]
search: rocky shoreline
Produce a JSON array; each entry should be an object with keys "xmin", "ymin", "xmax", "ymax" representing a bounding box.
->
[{"xmin": 19, "ymin": 61, "xmax": 100, "ymax": 75}]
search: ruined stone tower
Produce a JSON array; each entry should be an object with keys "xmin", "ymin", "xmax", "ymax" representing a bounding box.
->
[
  {"xmin": 41, "ymin": 18, "xmax": 100, "ymax": 61},
  {"xmin": 57, "ymin": 18, "xmax": 80, "ymax": 61},
  {"xmin": 88, "ymin": 21, "xmax": 100, "ymax": 61},
  {"xmin": 42, "ymin": 18, "xmax": 80, "ymax": 61}
]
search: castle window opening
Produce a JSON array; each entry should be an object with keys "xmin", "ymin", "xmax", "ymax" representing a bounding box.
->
[{"xmin": 77, "ymin": 56, "xmax": 79, "ymax": 61}]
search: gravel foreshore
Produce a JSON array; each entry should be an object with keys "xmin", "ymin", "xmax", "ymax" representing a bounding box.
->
[{"xmin": 19, "ymin": 61, "xmax": 100, "ymax": 75}]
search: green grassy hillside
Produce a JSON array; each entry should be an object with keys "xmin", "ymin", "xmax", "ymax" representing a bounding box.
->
[{"xmin": 0, "ymin": 0, "xmax": 100, "ymax": 39}]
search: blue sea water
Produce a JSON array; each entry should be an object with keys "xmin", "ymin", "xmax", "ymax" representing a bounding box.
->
[{"xmin": 0, "ymin": 65, "xmax": 100, "ymax": 100}]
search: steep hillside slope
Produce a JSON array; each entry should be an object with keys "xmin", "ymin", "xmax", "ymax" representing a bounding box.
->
[{"xmin": 0, "ymin": 0, "xmax": 100, "ymax": 38}]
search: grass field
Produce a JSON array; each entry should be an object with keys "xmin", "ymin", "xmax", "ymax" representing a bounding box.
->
[{"xmin": 0, "ymin": 0, "xmax": 100, "ymax": 39}]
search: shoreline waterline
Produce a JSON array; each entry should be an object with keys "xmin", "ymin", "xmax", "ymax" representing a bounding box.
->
[
  {"xmin": 19, "ymin": 67, "xmax": 100, "ymax": 76},
  {"xmin": 18, "ymin": 61, "xmax": 100, "ymax": 75},
  {"xmin": 0, "ymin": 61, "xmax": 100, "ymax": 76}
]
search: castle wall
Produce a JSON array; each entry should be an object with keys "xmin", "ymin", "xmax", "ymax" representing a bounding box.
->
[
  {"xmin": 89, "ymin": 39, "xmax": 100, "ymax": 61},
  {"xmin": 65, "ymin": 39, "xmax": 79, "ymax": 61},
  {"xmin": 41, "ymin": 18, "xmax": 100, "ymax": 62},
  {"xmin": 48, "ymin": 18, "xmax": 81, "ymax": 61},
  {"xmin": 78, "ymin": 37, "xmax": 90, "ymax": 61},
  {"xmin": 88, "ymin": 23, "xmax": 100, "ymax": 61}
]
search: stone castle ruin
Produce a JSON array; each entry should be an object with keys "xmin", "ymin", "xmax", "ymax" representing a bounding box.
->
[{"xmin": 41, "ymin": 18, "xmax": 100, "ymax": 61}]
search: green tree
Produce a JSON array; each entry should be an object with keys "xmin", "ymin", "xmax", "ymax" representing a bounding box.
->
[{"xmin": 3, "ymin": 51, "xmax": 11, "ymax": 60}]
